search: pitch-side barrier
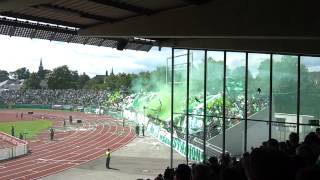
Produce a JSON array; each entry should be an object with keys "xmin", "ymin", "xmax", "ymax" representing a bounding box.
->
[{"xmin": 0, "ymin": 132, "xmax": 28, "ymax": 161}]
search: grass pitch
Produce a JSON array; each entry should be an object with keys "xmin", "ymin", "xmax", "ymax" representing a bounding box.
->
[{"xmin": 0, "ymin": 120, "xmax": 53, "ymax": 139}]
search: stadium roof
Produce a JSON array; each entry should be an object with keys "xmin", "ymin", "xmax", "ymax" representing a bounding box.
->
[
  {"xmin": 0, "ymin": 0, "xmax": 319, "ymax": 54},
  {"xmin": 0, "ymin": 0, "xmax": 182, "ymax": 51}
]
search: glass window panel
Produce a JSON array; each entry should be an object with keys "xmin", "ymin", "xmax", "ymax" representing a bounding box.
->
[
  {"xmin": 247, "ymin": 53, "xmax": 270, "ymax": 149},
  {"xmin": 248, "ymin": 53, "xmax": 270, "ymax": 121},
  {"xmin": 299, "ymin": 124, "xmax": 319, "ymax": 142},
  {"xmin": 173, "ymin": 49, "xmax": 188, "ymax": 166},
  {"xmin": 300, "ymin": 56, "xmax": 320, "ymax": 141},
  {"xmin": 247, "ymin": 120, "xmax": 270, "ymax": 150},
  {"xmin": 188, "ymin": 50, "xmax": 205, "ymax": 162},
  {"xmin": 205, "ymin": 51, "xmax": 224, "ymax": 159},
  {"xmin": 272, "ymin": 54, "xmax": 298, "ymax": 142},
  {"xmin": 139, "ymin": 47, "xmax": 173, "ymax": 167},
  {"xmin": 226, "ymin": 52, "xmax": 246, "ymax": 156}
]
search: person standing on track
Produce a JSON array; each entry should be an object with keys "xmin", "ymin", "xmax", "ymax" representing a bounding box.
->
[
  {"xmin": 142, "ymin": 124, "xmax": 145, "ymax": 137},
  {"xmin": 11, "ymin": 125, "xmax": 15, "ymax": 136},
  {"xmin": 50, "ymin": 127, "xmax": 54, "ymax": 140},
  {"xmin": 69, "ymin": 115, "xmax": 72, "ymax": 124},
  {"xmin": 135, "ymin": 124, "xmax": 140, "ymax": 136},
  {"xmin": 105, "ymin": 148, "xmax": 111, "ymax": 169}
]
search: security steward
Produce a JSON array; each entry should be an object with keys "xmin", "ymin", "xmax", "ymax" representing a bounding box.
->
[
  {"xmin": 11, "ymin": 125, "xmax": 15, "ymax": 136},
  {"xmin": 106, "ymin": 148, "xmax": 111, "ymax": 169},
  {"xmin": 135, "ymin": 124, "xmax": 140, "ymax": 136},
  {"xmin": 142, "ymin": 124, "xmax": 145, "ymax": 136},
  {"xmin": 50, "ymin": 128, "xmax": 54, "ymax": 140}
]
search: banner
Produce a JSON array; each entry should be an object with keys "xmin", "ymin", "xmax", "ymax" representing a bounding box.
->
[{"xmin": 147, "ymin": 122, "xmax": 203, "ymax": 162}]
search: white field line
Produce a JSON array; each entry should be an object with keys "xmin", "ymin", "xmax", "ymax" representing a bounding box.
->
[
  {"xmin": 1, "ymin": 124, "xmax": 110, "ymax": 179},
  {"xmin": 19, "ymin": 121, "xmax": 128, "ymax": 179},
  {"xmin": 30, "ymin": 120, "xmax": 92, "ymax": 150},
  {"xmin": 1, "ymin": 118, "xmax": 107, "ymax": 167},
  {"xmin": 32, "ymin": 126, "xmax": 135, "ymax": 180},
  {"xmin": 0, "ymin": 121, "xmax": 101, "ymax": 168},
  {"xmin": 0, "ymin": 121, "xmax": 109, "ymax": 174},
  {"xmin": 6, "ymin": 119, "xmax": 121, "ymax": 179}
]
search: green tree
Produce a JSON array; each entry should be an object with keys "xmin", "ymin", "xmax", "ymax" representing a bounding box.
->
[
  {"xmin": 78, "ymin": 73, "xmax": 90, "ymax": 89},
  {"xmin": 0, "ymin": 70, "xmax": 9, "ymax": 82},
  {"xmin": 83, "ymin": 79, "xmax": 104, "ymax": 90},
  {"xmin": 117, "ymin": 73, "xmax": 133, "ymax": 92},
  {"xmin": 131, "ymin": 71, "xmax": 152, "ymax": 92},
  {"xmin": 104, "ymin": 75, "xmax": 117, "ymax": 91},
  {"xmin": 47, "ymin": 65, "xmax": 78, "ymax": 89},
  {"xmin": 11, "ymin": 67, "xmax": 30, "ymax": 80},
  {"xmin": 23, "ymin": 73, "xmax": 41, "ymax": 89},
  {"xmin": 253, "ymin": 55, "xmax": 309, "ymax": 114},
  {"xmin": 70, "ymin": 70, "xmax": 79, "ymax": 88}
]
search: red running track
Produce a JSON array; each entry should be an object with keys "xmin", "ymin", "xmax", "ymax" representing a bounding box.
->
[{"xmin": 0, "ymin": 110, "xmax": 135, "ymax": 180}]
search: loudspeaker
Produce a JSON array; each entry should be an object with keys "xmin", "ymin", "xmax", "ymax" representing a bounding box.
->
[{"xmin": 116, "ymin": 40, "xmax": 128, "ymax": 50}]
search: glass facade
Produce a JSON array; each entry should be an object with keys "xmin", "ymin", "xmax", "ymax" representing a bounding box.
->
[{"xmin": 169, "ymin": 49, "xmax": 320, "ymax": 165}]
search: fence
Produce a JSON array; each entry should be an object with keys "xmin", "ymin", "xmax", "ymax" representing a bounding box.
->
[
  {"xmin": 0, "ymin": 103, "xmax": 83, "ymax": 111},
  {"xmin": 0, "ymin": 132, "xmax": 28, "ymax": 161},
  {"xmin": 121, "ymin": 109, "xmax": 204, "ymax": 162},
  {"xmin": 147, "ymin": 121, "xmax": 204, "ymax": 162}
]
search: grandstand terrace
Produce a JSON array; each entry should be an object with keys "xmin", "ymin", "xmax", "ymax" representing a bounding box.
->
[{"xmin": 0, "ymin": 89, "xmax": 108, "ymax": 106}]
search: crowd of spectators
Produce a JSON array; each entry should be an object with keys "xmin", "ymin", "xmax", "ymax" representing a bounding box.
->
[
  {"xmin": 154, "ymin": 128, "xmax": 320, "ymax": 180},
  {"xmin": 0, "ymin": 89, "xmax": 108, "ymax": 106}
]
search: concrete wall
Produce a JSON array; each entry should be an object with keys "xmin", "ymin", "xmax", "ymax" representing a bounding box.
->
[{"xmin": 208, "ymin": 108, "xmax": 271, "ymax": 156}]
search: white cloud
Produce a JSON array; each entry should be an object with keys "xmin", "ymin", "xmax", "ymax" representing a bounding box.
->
[{"xmin": 0, "ymin": 35, "xmax": 169, "ymax": 77}]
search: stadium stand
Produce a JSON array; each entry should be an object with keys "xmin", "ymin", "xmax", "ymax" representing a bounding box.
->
[{"xmin": 0, "ymin": 89, "xmax": 108, "ymax": 106}]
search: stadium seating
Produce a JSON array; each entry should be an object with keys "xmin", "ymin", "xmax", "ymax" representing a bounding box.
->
[{"xmin": 153, "ymin": 129, "xmax": 320, "ymax": 180}]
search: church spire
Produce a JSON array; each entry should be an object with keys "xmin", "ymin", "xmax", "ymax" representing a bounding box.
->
[
  {"xmin": 110, "ymin": 67, "xmax": 114, "ymax": 76},
  {"xmin": 38, "ymin": 58, "xmax": 45, "ymax": 79},
  {"xmin": 40, "ymin": 58, "xmax": 43, "ymax": 67}
]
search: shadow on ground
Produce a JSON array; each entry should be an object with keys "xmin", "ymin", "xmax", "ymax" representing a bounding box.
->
[{"xmin": 43, "ymin": 136, "xmax": 185, "ymax": 180}]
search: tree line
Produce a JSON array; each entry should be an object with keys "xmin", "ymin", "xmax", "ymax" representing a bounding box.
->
[{"xmin": 0, "ymin": 65, "xmax": 166, "ymax": 93}]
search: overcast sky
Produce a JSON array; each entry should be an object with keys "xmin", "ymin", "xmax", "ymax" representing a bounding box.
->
[
  {"xmin": 1, "ymin": 35, "xmax": 320, "ymax": 78},
  {"xmin": 0, "ymin": 35, "xmax": 170, "ymax": 77}
]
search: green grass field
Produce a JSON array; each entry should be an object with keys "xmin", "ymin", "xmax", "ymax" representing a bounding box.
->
[{"xmin": 0, "ymin": 120, "xmax": 53, "ymax": 139}]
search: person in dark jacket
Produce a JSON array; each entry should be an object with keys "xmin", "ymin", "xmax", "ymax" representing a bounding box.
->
[{"xmin": 106, "ymin": 148, "xmax": 111, "ymax": 169}]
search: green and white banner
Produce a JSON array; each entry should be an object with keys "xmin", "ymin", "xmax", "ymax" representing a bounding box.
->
[{"xmin": 147, "ymin": 122, "xmax": 203, "ymax": 162}]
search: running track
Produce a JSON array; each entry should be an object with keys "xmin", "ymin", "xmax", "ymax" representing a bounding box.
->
[{"xmin": 0, "ymin": 110, "xmax": 136, "ymax": 179}]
